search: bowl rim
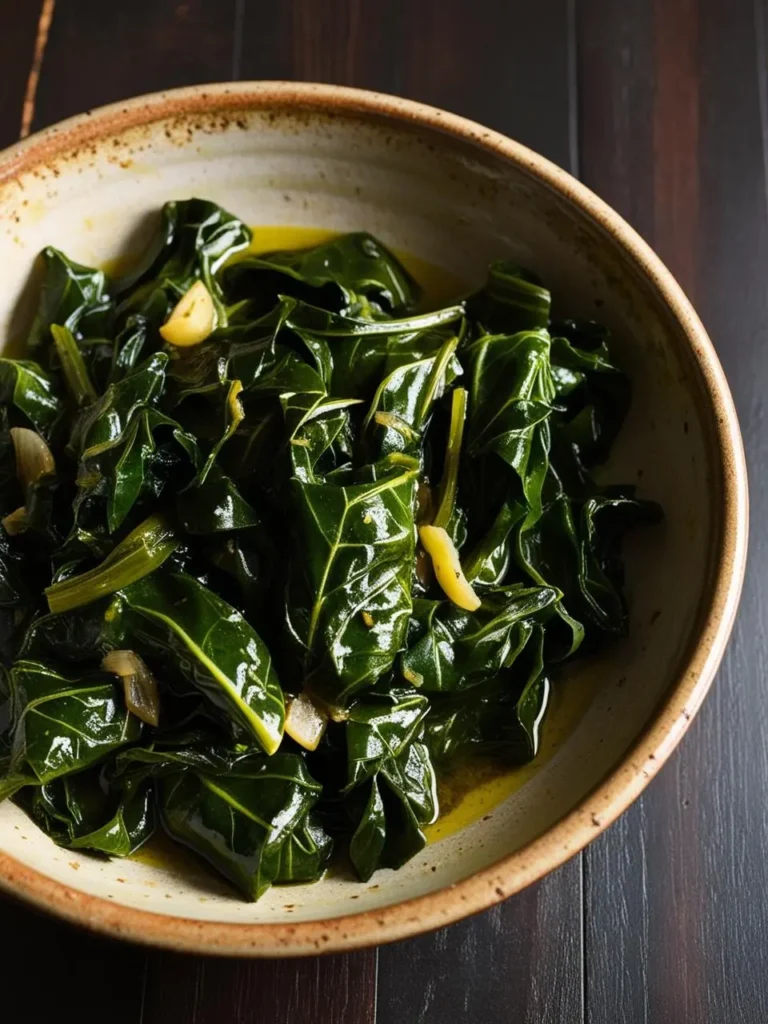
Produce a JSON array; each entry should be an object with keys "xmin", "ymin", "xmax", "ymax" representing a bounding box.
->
[{"xmin": 0, "ymin": 80, "xmax": 748, "ymax": 957}]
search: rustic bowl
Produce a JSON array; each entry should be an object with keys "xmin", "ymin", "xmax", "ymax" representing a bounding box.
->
[{"xmin": 0, "ymin": 82, "xmax": 747, "ymax": 956}]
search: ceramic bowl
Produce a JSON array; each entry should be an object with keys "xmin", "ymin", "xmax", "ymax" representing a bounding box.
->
[{"xmin": 0, "ymin": 83, "xmax": 747, "ymax": 956}]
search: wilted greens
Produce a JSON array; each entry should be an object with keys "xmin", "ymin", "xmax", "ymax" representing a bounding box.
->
[{"xmin": 0, "ymin": 201, "xmax": 660, "ymax": 899}]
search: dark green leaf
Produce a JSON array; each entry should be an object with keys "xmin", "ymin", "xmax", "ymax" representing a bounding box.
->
[
  {"xmin": 364, "ymin": 336, "xmax": 462, "ymax": 460},
  {"xmin": 50, "ymin": 324, "xmax": 98, "ymax": 406},
  {"xmin": 284, "ymin": 300, "xmax": 464, "ymax": 398},
  {"xmin": 227, "ymin": 232, "xmax": 419, "ymax": 318},
  {"xmin": 401, "ymin": 584, "xmax": 559, "ymax": 693},
  {"xmin": 3, "ymin": 659, "xmax": 141, "ymax": 791},
  {"xmin": 467, "ymin": 329, "xmax": 555, "ymax": 519},
  {"xmin": 28, "ymin": 247, "xmax": 110, "ymax": 352},
  {"xmin": 46, "ymin": 514, "xmax": 179, "ymax": 613},
  {"xmin": 0, "ymin": 360, "xmax": 63, "ymax": 438},
  {"xmin": 108, "ymin": 571, "xmax": 284, "ymax": 754},
  {"xmin": 275, "ymin": 813, "xmax": 333, "ymax": 883},
  {"xmin": 467, "ymin": 261, "xmax": 550, "ymax": 333},
  {"xmin": 424, "ymin": 627, "xmax": 551, "ymax": 764},
  {"xmin": 177, "ymin": 468, "xmax": 259, "ymax": 533},
  {"xmin": 70, "ymin": 352, "xmax": 168, "ymax": 456},
  {"xmin": 288, "ymin": 455, "xmax": 419, "ymax": 705},
  {"xmin": 160, "ymin": 752, "xmax": 323, "ymax": 900},
  {"xmin": 114, "ymin": 199, "xmax": 251, "ymax": 328},
  {"xmin": 282, "ymin": 392, "xmax": 359, "ymax": 483},
  {"xmin": 24, "ymin": 767, "xmax": 155, "ymax": 857},
  {"xmin": 343, "ymin": 687, "xmax": 437, "ymax": 881}
]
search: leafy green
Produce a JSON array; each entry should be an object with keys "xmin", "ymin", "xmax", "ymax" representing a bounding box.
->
[
  {"xmin": 107, "ymin": 572, "xmax": 285, "ymax": 754},
  {"xmin": 288, "ymin": 455, "xmax": 419, "ymax": 705},
  {"xmin": 70, "ymin": 353, "xmax": 168, "ymax": 455},
  {"xmin": 467, "ymin": 329, "xmax": 555, "ymax": 519},
  {"xmin": 467, "ymin": 261, "xmax": 550, "ymax": 333},
  {"xmin": 160, "ymin": 752, "xmax": 327, "ymax": 900},
  {"xmin": 2, "ymin": 660, "xmax": 141, "ymax": 797},
  {"xmin": 0, "ymin": 214, "xmax": 659, "ymax": 899},
  {"xmin": 28, "ymin": 247, "xmax": 111, "ymax": 352},
  {"xmin": 284, "ymin": 301, "xmax": 465, "ymax": 398},
  {"xmin": 46, "ymin": 515, "xmax": 179, "ymax": 613},
  {"xmin": 363, "ymin": 336, "xmax": 461, "ymax": 460},
  {"xmin": 23, "ymin": 768, "xmax": 155, "ymax": 856},
  {"xmin": 176, "ymin": 468, "xmax": 258, "ymax": 533},
  {"xmin": 344, "ymin": 687, "xmax": 437, "ymax": 881},
  {"xmin": 50, "ymin": 324, "xmax": 98, "ymax": 406},
  {"xmin": 425, "ymin": 627, "xmax": 551, "ymax": 764},
  {"xmin": 401, "ymin": 584, "xmax": 559, "ymax": 693},
  {"xmin": 0, "ymin": 360, "xmax": 63, "ymax": 438},
  {"xmin": 518, "ymin": 490, "xmax": 662, "ymax": 636},
  {"xmin": 227, "ymin": 232, "xmax": 419, "ymax": 318},
  {"xmin": 114, "ymin": 199, "xmax": 251, "ymax": 328}
]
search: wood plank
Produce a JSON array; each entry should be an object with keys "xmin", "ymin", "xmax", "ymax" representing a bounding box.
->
[
  {"xmin": 0, "ymin": 0, "xmax": 43, "ymax": 147},
  {"xmin": 0, "ymin": 897, "xmax": 146, "ymax": 1022},
  {"xmin": 377, "ymin": 864, "xmax": 583, "ymax": 1024},
  {"xmin": 238, "ymin": 0, "xmax": 574, "ymax": 169},
  {"xmin": 142, "ymin": 950, "xmax": 377, "ymax": 1024},
  {"xmin": 31, "ymin": 0, "xmax": 239, "ymax": 133},
  {"xmin": 578, "ymin": 0, "xmax": 768, "ymax": 1020}
]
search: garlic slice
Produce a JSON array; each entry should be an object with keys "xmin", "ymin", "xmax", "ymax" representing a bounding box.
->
[
  {"xmin": 159, "ymin": 280, "xmax": 215, "ymax": 347},
  {"xmin": 10, "ymin": 427, "xmax": 55, "ymax": 494},
  {"xmin": 102, "ymin": 649, "xmax": 160, "ymax": 727},
  {"xmin": 284, "ymin": 691, "xmax": 328, "ymax": 752},
  {"xmin": 418, "ymin": 524, "xmax": 481, "ymax": 612}
]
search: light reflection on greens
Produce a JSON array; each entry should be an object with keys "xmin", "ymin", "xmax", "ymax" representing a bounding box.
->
[{"xmin": 0, "ymin": 199, "xmax": 660, "ymax": 900}]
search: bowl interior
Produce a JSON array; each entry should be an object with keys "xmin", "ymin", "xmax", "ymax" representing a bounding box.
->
[{"xmin": 0, "ymin": 95, "xmax": 716, "ymax": 930}]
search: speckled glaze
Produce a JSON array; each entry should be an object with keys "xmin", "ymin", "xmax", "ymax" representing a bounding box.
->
[{"xmin": 0, "ymin": 83, "xmax": 748, "ymax": 957}]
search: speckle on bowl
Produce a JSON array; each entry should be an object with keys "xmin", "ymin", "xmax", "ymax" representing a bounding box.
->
[{"xmin": 0, "ymin": 81, "xmax": 747, "ymax": 957}]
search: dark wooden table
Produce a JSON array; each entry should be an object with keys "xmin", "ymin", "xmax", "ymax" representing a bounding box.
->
[{"xmin": 1, "ymin": 2, "xmax": 766, "ymax": 1021}]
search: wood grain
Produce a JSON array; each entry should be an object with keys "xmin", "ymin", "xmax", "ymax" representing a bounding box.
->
[
  {"xmin": 239, "ymin": 0, "xmax": 574, "ymax": 169},
  {"xmin": 0, "ymin": 0, "xmax": 43, "ymax": 147},
  {"xmin": 31, "ymin": 0, "xmax": 239, "ymax": 134},
  {"xmin": 142, "ymin": 950, "xmax": 377, "ymax": 1024},
  {"xmin": 377, "ymin": 863, "xmax": 583, "ymax": 1024},
  {"xmin": 578, "ymin": 0, "xmax": 768, "ymax": 1021}
]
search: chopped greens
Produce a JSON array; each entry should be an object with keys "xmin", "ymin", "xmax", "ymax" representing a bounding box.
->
[{"xmin": 0, "ymin": 200, "xmax": 660, "ymax": 900}]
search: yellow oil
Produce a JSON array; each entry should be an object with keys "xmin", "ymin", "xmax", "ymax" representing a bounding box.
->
[
  {"xmin": 244, "ymin": 225, "xmax": 468, "ymax": 310},
  {"xmin": 118, "ymin": 225, "xmax": 601, "ymax": 863},
  {"xmin": 424, "ymin": 668, "xmax": 602, "ymax": 842}
]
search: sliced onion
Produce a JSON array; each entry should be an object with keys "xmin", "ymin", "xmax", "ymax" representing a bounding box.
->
[
  {"xmin": 102, "ymin": 649, "xmax": 160, "ymax": 727},
  {"xmin": 284, "ymin": 691, "xmax": 328, "ymax": 751},
  {"xmin": 10, "ymin": 427, "xmax": 55, "ymax": 494}
]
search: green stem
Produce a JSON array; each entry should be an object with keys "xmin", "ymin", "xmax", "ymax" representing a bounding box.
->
[
  {"xmin": 51, "ymin": 324, "xmax": 98, "ymax": 406},
  {"xmin": 45, "ymin": 515, "xmax": 178, "ymax": 614},
  {"xmin": 417, "ymin": 335, "xmax": 459, "ymax": 426},
  {"xmin": 433, "ymin": 387, "xmax": 467, "ymax": 530}
]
